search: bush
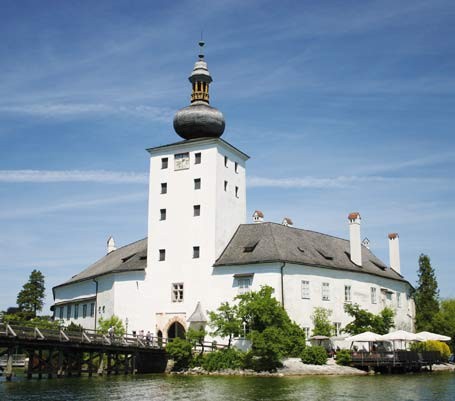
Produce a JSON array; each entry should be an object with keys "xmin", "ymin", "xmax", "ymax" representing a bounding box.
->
[
  {"xmin": 410, "ymin": 340, "xmax": 451, "ymax": 361},
  {"xmin": 166, "ymin": 338, "xmax": 193, "ymax": 370},
  {"xmin": 335, "ymin": 349, "xmax": 352, "ymax": 366},
  {"xmin": 248, "ymin": 327, "xmax": 285, "ymax": 371},
  {"xmin": 301, "ymin": 346, "xmax": 328, "ymax": 365},
  {"xmin": 201, "ymin": 348, "xmax": 245, "ymax": 371}
]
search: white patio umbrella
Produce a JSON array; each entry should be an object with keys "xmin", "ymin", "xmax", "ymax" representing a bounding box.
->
[
  {"xmin": 345, "ymin": 331, "xmax": 385, "ymax": 342},
  {"xmin": 382, "ymin": 330, "xmax": 424, "ymax": 350},
  {"xmin": 416, "ymin": 331, "xmax": 451, "ymax": 341}
]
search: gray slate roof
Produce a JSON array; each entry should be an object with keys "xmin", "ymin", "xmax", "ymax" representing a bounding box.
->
[
  {"xmin": 54, "ymin": 238, "xmax": 147, "ymax": 288},
  {"xmin": 214, "ymin": 223, "xmax": 406, "ymax": 283}
]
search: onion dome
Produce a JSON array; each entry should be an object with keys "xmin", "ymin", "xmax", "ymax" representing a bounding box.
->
[{"xmin": 173, "ymin": 41, "xmax": 225, "ymax": 140}]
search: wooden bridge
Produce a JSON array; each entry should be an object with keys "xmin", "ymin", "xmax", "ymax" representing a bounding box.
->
[{"xmin": 0, "ymin": 323, "xmax": 168, "ymax": 380}]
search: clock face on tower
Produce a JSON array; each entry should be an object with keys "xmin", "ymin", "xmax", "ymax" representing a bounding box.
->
[{"xmin": 174, "ymin": 152, "xmax": 190, "ymax": 170}]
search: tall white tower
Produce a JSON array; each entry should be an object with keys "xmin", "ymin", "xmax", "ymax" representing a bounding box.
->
[{"xmin": 144, "ymin": 42, "xmax": 248, "ymax": 339}]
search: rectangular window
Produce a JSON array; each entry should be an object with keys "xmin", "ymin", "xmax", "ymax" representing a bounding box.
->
[
  {"xmin": 160, "ymin": 208, "xmax": 166, "ymax": 221},
  {"xmin": 90, "ymin": 303, "xmax": 95, "ymax": 317},
  {"xmin": 238, "ymin": 278, "xmax": 251, "ymax": 294},
  {"xmin": 303, "ymin": 327, "xmax": 310, "ymax": 339},
  {"xmin": 161, "ymin": 182, "xmax": 167, "ymax": 194},
  {"xmin": 82, "ymin": 304, "xmax": 87, "ymax": 318},
  {"xmin": 172, "ymin": 283, "xmax": 184, "ymax": 302},
  {"xmin": 161, "ymin": 157, "xmax": 168, "ymax": 169},
  {"xmin": 397, "ymin": 292, "xmax": 402, "ymax": 308},
  {"xmin": 59, "ymin": 307, "xmax": 64, "ymax": 319},
  {"xmin": 322, "ymin": 282, "xmax": 330, "ymax": 301},
  {"xmin": 224, "ymin": 180, "xmax": 228, "ymax": 191},
  {"xmin": 334, "ymin": 322, "xmax": 342, "ymax": 336},
  {"xmin": 371, "ymin": 287, "xmax": 377, "ymax": 304},
  {"xmin": 193, "ymin": 246, "xmax": 200, "ymax": 259},
  {"xmin": 195, "ymin": 152, "xmax": 201, "ymax": 164},
  {"xmin": 66, "ymin": 304, "xmax": 72, "ymax": 320},
  {"xmin": 235, "ymin": 162, "xmax": 238, "ymax": 173},
  {"xmin": 159, "ymin": 249, "xmax": 166, "ymax": 261},
  {"xmin": 174, "ymin": 152, "xmax": 190, "ymax": 170},
  {"xmin": 193, "ymin": 205, "xmax": 201, "ymax": 217},
  {"xmin": 344, "ymin": 285, "xmax": 352, "ymax": 302},
  {"xmin": 301, "ymin": 280, "xmax": 310, "ymax": 299},
  {"xmin": 235, "ymin": 186, "xmax": 239, "ymax": 198},
  {"xmin": 74, "ymin": 304, "xmax": 79, "ymax": 319},
  {"xmin": 194, "ymin": 178, "xmax": 201, "ymax": 190},
  {"xmin": 224, "ymin": 156, "xmax": 228, "ymax": 167}
]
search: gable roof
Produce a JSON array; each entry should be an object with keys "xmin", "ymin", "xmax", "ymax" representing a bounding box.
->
[
  {"xmin": 214, "ymin": 223, "xmax": 407, "ymax": 283},
  {"xmin": 53, "ymin": 238, "xmax": 147, "ymax": 289}
]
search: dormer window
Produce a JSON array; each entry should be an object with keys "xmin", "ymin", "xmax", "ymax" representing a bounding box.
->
[
  {"xmin": 243, "ymin": 241, "xmax": 259, "ymax": 253},
  {"xmin": 317, "ymin": 249, "xmax": 333, "ymax": 260}
]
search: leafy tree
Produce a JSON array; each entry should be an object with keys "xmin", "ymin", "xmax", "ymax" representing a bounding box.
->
[
  {"xmin": 208, "ymin": 302, "xmax": 242, "ymax": 347},
  {"xmin": 432, "ymin": 298, "xmax": 455, "ymax": 351},
  {"xmin": 414, "ymin": 254, "xmax": 439, "ymax": 331},
  {"xmin": 2, "ymin": 314, "xmax": 61, "ymax": 330},
  {"xmin": 98, "ymin": 315, "xmax": 125, "ymax": 336},
  {"xmin": 301, "ymin": 346, "xmax": 327, "ymax": 365},
  {"xmin": 311, "ymin": 307, "xmax": 334, "ymax": 337},
  {"xmin": 16, "ymin": 269, "xmax": 45, "ymax": 318},
  {"xmin": 343, "ymin": 303, "xmax": 395, "ymax": 335},
  {"xmin": 187, "ymin": 326, "xmax": 207, "ymax": 354},
  {"xmin": 166, "ymin": 337, "xmax": 193, "ymax": 370}
]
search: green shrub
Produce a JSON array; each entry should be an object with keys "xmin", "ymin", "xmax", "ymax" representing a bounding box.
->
[
  {"xmin": 166, "ymin": 338, "xmax": 193, "ymax": 370},
  {"xmin": 301, "ymin": 346, "xmax": 328, "ymax": 365},
  {"xmin": 201, "ymin": 348, "xmax": 245, "ymax": 371},
  {"xmin": 249, "ymin": 327, "xmax": 285, "ymax": 371},
  {"xmin": 335, "ymin": 349, "xmax": 352, "ymax": 366},
  {"xmin": 410, "ymin": 340, "xmax": 451, "ymax": 361}
]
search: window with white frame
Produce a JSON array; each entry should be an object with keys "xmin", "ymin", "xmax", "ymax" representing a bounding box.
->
[
  {"xmin": 160, "ymin": 208, "xmax": 166, "ymax": 221},
  {"xmin": 303, "ymin": 327, "xmax": 310, "ymax": 339},
  {"xmin": 193, "ymin": 246, "xmax": 200, "ymax": 259},
  {"xmin": 344, "ymin": 285, "xmax": 352, "ymax": 302},
  {"xmin": 66, "ymin": 304, "xmax": 72, "ymax": 319},
  {"xmin": 397, "ymin": 292, "xmax": 402, "ymax": 308},
  {"xmin": 90, "ymin": 303, "xmax": 95, "ymax": 317},
  {"xmin": 301, "ymin": 280, "xmax": 310, "ymax": 299},
  {"xmin": 161, "ymin": 182, "xmax": 167, "ymax": 194},
  {"xmin": 172, "ymin": 283, "xmax": 184, "ymax": 302},
  {"xmin": 195, "ymin": 152, "xmax": 201, "ymax": 164},
  {"xmin": 59, "ymin": 307, "xmax": 64, "ymax": 319},
  {"xmin": 161, "ymin": 157, "xmax": 168, "ymax": 169},
  {"xmin": 334, "ymin": 322, "xmax": 342, "ymax": 336},
  {"xmin": 371, "ymin": 287, "xmax": 377, "ymax": 304},
  {"xmin": 194, "ymin": 178, "xmax": 201, "ymax": 190},
  {"xmin": 159, "ymin": 249, "xmax": 166, "ymax": 261},
  {"xmin": 82, "ymin": 304, "xmax": 87, "ymax": 318},
  {"xmin": 74, "ymin": 304, "xmax": 79, "ymax": 319},
  {"xmin": 237, "ymin": 277, "xmax": 252, "ymax": 294},
  {"xmin": 322, "ymin": 282, "xmax": 330, "ymax": 301}
]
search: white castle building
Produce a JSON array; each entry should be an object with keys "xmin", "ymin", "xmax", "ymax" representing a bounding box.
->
[{"xmin": 52, "ymin": 43, "xmax": 415, "ymax": 340}]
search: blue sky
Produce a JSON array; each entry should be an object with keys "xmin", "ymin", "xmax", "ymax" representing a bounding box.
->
[{"xmin": 1, "ymin": 0, "xmax": 454, "ymax": 313}]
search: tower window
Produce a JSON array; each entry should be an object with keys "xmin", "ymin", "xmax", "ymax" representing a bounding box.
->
[
  {"xmin": 66, "ymin": 304, "xmax": 72, "ymax": 320},
  {"xmin": 344, "ymin": 285, "xmax": 352, "ymax": 303},
  {"xmin": 161, "ymin": 183, "xmax": 167, "ymax": 194},
  {"xmin": 224, "ymin": 181, "xmax": 228, "ymax": 191},
  {"xmin": 159, "ymin": 249, "xmax": 166, "ymax": 261},
  {"xmin": 74, "ymin": 304, "xmax": 79, "ymax": 319},
  {"xmin": 172, "ymin": 283, "xmax": 184, "ymax": 302},
  {"xmin": 90, "ymin": 303, "xmax": 95, "ymax": 317},
  {"xmin": 194, "ymin": 178, "xmax": 201, "ymax": 190},
  {"xmin": 301, "ymin": 280, "xmax": 310, "ymax": 299},
  {"xmin": 235, "ymin": 162, "xmax": 238, "ymax": 173},
  {"xmin": 193, "ymin": 205, "xmax": 201, "ymax": 217},
  {"xmin": 161, "ymin": 157, "xmax": 168, "ymax": 169},
  {"xmin": 160, "ymin": 209, "xmax": 166, "ymax": 221},
  {"xmin": 235, "ymin": 186, "xmax": 239, "ymax": 198},
  {"xmin": 193, "ymin": 246, "xmax": 200, "ymax": 259},
  {"xmin": 322, "ymin": 282, "xmax": 330, "ymax": 301},
  {"xmin": 82, "ymin": 304, "xmax": 87, "ymax": 318},
  {"xmin": 224, "ymin": 156, "xmax": 228, "ymax": 167},
  {"xmin": 195, "ymin": 153, "xmax": 201, "ymax": 164}
]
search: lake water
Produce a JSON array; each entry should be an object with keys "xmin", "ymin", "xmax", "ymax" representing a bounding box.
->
[{"xmin": 1, "ymin": 372, "xmax": 455, "ymax": 401}]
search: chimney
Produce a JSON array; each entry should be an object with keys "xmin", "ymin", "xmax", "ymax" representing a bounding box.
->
[
  {"xmin": 388, "ymin": 233, "xmax": 401, "ymax": 274},
  {"xmin": 107, "ymin": 236, "xmax": 116, "ymax": 254},
  {"xmin": 282, "ymin": 217, "xmax": 293, "ymax": 227},
  {"xmin": 348, "ymin": 212, "xmax": 362, "ymax": 266},
  {"xmin": 252, "ymin": 210, "xmax": 264, "ymax": 223}
]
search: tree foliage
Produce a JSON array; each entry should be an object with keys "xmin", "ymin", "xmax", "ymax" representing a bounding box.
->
[
  {"xmin": 16, "ymin": 269, "xmax": 45, "ymax": 318},
  {"xmin": 98, "ymin": 315, "xmax": 125, "ymax": 336},
  {"xmin": 301, "ymin": 345, "xmax": 328, "ymax": 365},
  {"xmin": 311, "ymin": 307, "xmax": 334, "ymax": 337},
  {"xmin": 166, "ymin": 337, "xmax": 193, "ymax": 370},
  {"xmin": 343, "ymin": 303, "xmax": 395, "ymax": 335},
  {"xmin": 208, "ymin": 302, "xmax": 242, "ymax": 347},
  {"xmin": 432, "ymin": 298, "xmax": 455, "ymax": 351},
  {"xmin": 414, "ymin": 254, "xmax": 439, "ymax": 331},
  {"xmin": 186, "ymin": 326, "xmax": 207, "ymax": 354}
]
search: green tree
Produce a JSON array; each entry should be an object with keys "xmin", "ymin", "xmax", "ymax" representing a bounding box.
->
[
  {"xmin": 311, "ymin": 307, "xmax": 334, "ymax": 337},
  {"xmin": 414, "ymin": 254, "xmax": 439, "ymax": 331},
  {"xmin": 16, "ymin": 269, "xmax": 45, "ymax": 318},
  {"xmin": 166, "ymin": 337, "xmax": 193, "ymax": 370},
  {"xmin": 432, "ymin": 298, "xmax": 455, "ymax": 351},
  {"xmin": 208, "ymin": 302, "xmax": 242, "ymax": 348},
  {"xmin": 343, "ymin": 303, "xmax": 395, "ymax": 335},
  {"xmin": 98, "ymin": 315, "xmax": 125, "ymax": 336},
  {"xmin": 186, "ymin": 326, "xmax": 207, "ymax": 354}
]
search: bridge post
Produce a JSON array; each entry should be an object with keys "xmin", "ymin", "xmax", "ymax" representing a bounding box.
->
[
  {"xmin": 27, "ymin": 350, "xmax": 34, "ymax": 379},
  {"xmin": 97, "ymin": 352, "xmax": 104, "ymax": 375},
  {"xmin": 57, "ymin": 350, "xmax": 64, "ymax": 377},
  {"xmin": 107, "ymin": 353, "xmax": 112, "ymax": 375},
  {"xmin": 38, "ymin": 349, "xmax": 43, "ymax": 379},
  {"xmin": 5, "ymin": 347, "xmax": 14, "ymax": 381},
  {"xmin": 88, "ymin": 352, "xmax": 93, "ymax": 377}
]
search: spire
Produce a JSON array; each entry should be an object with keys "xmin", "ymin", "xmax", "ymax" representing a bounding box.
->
[{"xmin": 189, "ymin": 40, "xmax": 212, "ymax": 104}]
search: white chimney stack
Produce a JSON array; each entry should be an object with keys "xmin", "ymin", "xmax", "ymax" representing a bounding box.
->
[
  {"xmin": 107, "ymin": 236, "xmax": 116, "ymax": 254},
  {"xmin": 388, "ymin": 233, "xmax": 401, "ymax": 274},
  {"xmin": 348, "ymin": 212, "xmax": 362, "ymax": 266},
  {"xmin": 252, "ymin": 210, "xmax": 264, "ymax": 223}
]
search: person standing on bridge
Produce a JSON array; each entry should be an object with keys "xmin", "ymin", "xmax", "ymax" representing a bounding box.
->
[
  {"xmin": 146, "ymin": 331, "xmax": 152, "ymax": 346},
  {"xmin": 108, "ymin": 326, "xmax": 114, "ymax": 341}
]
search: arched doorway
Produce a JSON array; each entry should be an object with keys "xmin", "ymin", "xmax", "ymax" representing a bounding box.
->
[{"xmin": 167, "ymin": 322, "xmax": 185, "ymax": 340}]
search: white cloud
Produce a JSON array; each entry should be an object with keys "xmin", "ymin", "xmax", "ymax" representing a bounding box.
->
[{"xmin": 0, "ymin": 169, "xmax": 148, "ymax": 184}]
